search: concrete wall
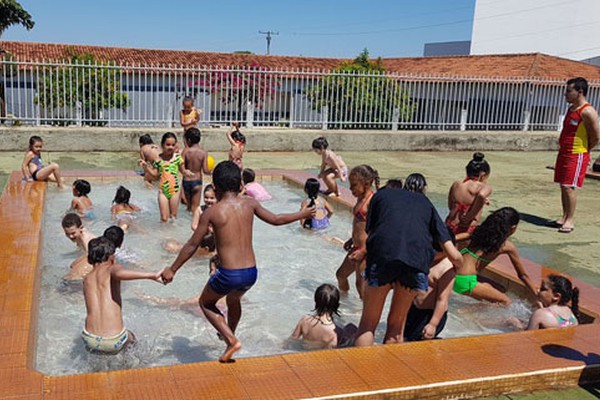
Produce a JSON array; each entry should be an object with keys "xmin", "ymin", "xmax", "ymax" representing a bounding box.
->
[{"xmin": 0, "ymin": 126, "xmax": 559, "ymax": 152}]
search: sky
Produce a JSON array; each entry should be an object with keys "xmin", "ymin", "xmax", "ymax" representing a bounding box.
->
[{"xmin": 1, "ymin": 0, "xmax": 476, "ymax": 58}]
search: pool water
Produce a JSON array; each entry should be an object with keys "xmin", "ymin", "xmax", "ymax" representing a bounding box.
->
[{"xmin": 35, "ymin": 179, "xmax": 532, "ymax": 375}]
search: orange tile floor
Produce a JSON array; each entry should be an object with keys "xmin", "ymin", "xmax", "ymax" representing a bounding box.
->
[{"xmin": 1, "ymin": 170, "xmax": 599, "ymax": 400}]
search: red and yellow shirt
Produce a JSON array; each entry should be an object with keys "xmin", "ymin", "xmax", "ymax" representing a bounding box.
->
[{"xmin": 559, "ymin": 103, "xmax": 591, "ymax": 154}]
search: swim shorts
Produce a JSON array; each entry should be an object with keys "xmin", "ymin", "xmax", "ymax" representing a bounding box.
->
[
  {"xmin": 365, "ymin": 260, "xmax": 428, "ymax": 291},
  {"xmin": 182, "ymin": 179, "xmax": 203, "ymax": 200},
  {"xmin": 81, "ymin": 328, "xmax": 129, "ymax": 353},
  {"xmin": 593, "ymin": 163, "xmax": 600, "ymax": 173},
  {"xmin": 209, "ymin": 266, "xmax": 258, "ymax": 295},
  {"xmin": 554, "ymin": 152, "xmax": 590, "ymax": 188},
  {"xmin": 453, "ymin": 274, "xmax": 478, "ymax": 295}
]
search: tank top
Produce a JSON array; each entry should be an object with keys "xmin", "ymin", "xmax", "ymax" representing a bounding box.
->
[{"xmin": 559, "ymin": 103, "xmax": 591, "ymax": 155}]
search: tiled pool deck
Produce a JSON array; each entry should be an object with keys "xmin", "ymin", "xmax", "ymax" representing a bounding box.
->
[{"xmin": 1, "ymin": 169, "xmax": 599, "ymax": 400}]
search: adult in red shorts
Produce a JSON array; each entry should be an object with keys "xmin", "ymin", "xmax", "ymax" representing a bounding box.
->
[{"xmin": 554, "ymin": 77, "xmax": 599, "ymax": 233}]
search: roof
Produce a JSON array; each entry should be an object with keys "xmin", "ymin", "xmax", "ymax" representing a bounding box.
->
[{"xmin": 2, "ymin": 41, "xmax": 600, "ymax": 81}]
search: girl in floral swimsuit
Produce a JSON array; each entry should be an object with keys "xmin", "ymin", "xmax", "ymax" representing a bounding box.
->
[
  {"xmin": 525, "ymin": 274, "xmax": 579, "ymax": 330},
  {"xmin": 453, "ymin": 207, "xmax": 538, "ymax": 305}
]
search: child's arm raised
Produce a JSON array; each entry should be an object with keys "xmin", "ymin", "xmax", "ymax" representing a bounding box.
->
[
  {"xmin": 226, "ymin": 124, "xmax": 237, "ymax": 145},
  {"xmin": 255, "ymin": 199, "xmax": 315, "ymax": 226},
  {"xmin": 161, "ymin": 209, "xmax": 212, "ymax": 283}
]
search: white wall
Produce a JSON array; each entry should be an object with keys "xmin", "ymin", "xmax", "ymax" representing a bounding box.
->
[{"xmin": 471, "ymin": 0, "xmax": 600, "ymax": 60}]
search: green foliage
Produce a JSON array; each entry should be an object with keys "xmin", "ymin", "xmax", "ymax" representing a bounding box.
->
[
  {"xmin": 0, "ymin": 0, "xmax": 34, "ymax": 38},
  {"xmin": 34, "ymin": 51, "xmax": 129, "ymax": 125},
  {"xmin": 306, "ymin": 48, "xmax": 415, "ymax": 129}
]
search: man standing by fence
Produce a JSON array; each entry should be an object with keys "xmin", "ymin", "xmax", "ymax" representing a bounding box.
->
[{"xmin": 553, "ymin": 77, "xmax": 599, "ymax": 233}]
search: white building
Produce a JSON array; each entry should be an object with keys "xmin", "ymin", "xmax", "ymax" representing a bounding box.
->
[{"xmin": 470, "ymin": 0, "xmax": 600, "ymax": 62}]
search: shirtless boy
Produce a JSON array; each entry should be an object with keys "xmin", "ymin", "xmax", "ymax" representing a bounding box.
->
[
  {"xmin": 182, "ymin": 127, "xmax": 211, "ymax": 212},
  {"xmin": 82, "ymin": 237, "xmax": 161, "ymax": 354},
  {"xmin": 138, "ymin": 134, "xmax": 160, "ymax": 188},
  {"xmin": 62, "ymin": 213, "xmax": 96, "ymax": 281},
  {"xmin": 161, "ymin": 161, "xmax": 314, "ymax": 362}
]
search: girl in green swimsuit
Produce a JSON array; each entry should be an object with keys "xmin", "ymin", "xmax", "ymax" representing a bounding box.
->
[
  {"xmin": 453, "ymin": 207, "xmax": 538, "ymax": 305},
  {"xmin": 141, "ymin": 132, "xmax": 190, "ymax": 222}
]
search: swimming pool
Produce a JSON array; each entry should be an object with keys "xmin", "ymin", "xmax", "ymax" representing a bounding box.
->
[{"xmin": 35, "ymin": 178, "xmax": 532, "ymax": 375}]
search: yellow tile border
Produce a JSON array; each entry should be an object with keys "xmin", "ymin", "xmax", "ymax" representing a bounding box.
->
[{"xmin": 1, "ymin": 170, "xmax": 599, "ymax": 400}]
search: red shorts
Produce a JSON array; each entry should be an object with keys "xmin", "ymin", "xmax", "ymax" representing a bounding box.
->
[{"xmin": 554, "ymin": 152, "xmax": 590, "ymax": 188}]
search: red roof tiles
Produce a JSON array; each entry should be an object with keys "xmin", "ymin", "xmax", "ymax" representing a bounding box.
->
[{"xmin": 2, "ymin": 41, "xmax": 600, "ymax": 81}]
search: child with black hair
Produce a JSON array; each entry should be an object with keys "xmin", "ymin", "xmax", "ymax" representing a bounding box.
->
[
  {"xmin": 300, "ymin": 178, "xmax": 333, "ymax": 230},
  {"xmin": 138, "ymin": 134, "xmax": 160, "ymax": 189},
  {"xmin": 182, "ymin": 127, "xmax": 211, "ymax": 212},
  {"xmin": 312, "ymin": 136, "xmax": 348, "ymax": 196},
  {"xmin": 227, "ymin": 122, "xmax": 246, "ymax": 169},
  {"xmin": 21, "ymin": 135, "xmax": 64, "ymax": 188},
  {"xmin": 404, "ymin": 173, "xmax": 427, "ymax": 194},
  {"xmin": 62, "ymin": 213, "xmax": 97, "ymax": 282},
  {"xmin": 446, "ymin": 152, "xmax": 492, "ymax": 237},
  {"xmin": 71, "ymin": 179, "xmax": 95, "ymax": 219},
  {"xmin": 111, "ymin": 186, "xmax": 140, "ymax": 232},
  {"xmin": 242, "ymin": 168, "xmax": 272, "ymax": 201},
  {"xmin": 526, "ymin": 275, "xmax": 579, "ymax": 329},
  {"xmin": 161, "ymin": 160, "xmax": 314, "ymax": 362},
  {"xmin": 290, "ymin": 283, "xmax": 358, "ymax": 349},
  {"xmin": 180, "ymin": 96, "xmax": 201, "ymax": 132},
  {"xmin": 453, "ymin": 207, "xmax": 538, "ymax": 305}
]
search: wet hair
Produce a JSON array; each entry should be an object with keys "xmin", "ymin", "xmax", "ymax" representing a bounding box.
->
[
  {"xmin": 161, "ymin": 132, "xmax": 178, "ymax": 147},
  {"xmin": 184, "ymin": 127, "xmax": 201, "ymax": 145},
  {"xmin": 350, "ymin": 165, "xmax": 380, "ymax": 189},
  {"xmin": 313, "ymin": 283, "xmax": 340, "ymax": 317},
  {"xmin": 567, "ymin": 77, "xmax": 588, "ymax": 96},
  {"xmin": 403, "ymin": 173, "xmax": 427, "ymax": 194},
  {"xmin": 103, "ymin": 226, "xmax": 124, "ymax": 249},
  {"xmin": 139, "ymin": 134, "xmax": 154, "ymax": 146},
  {"xmin": 383, "ymin": 178, "xmax": 403, "ymax": 189},
  {"xmin": 470, "ymin": 207, "xmax": 520, "ymax": 254},
  {"xmin": 213, "ymin": 161, "xmax": 242, "ymax": 194},
  {"xmin": 303, "ymin": 178, "xmax": 321, "ymax": 229},
  {"xmin": 61, "ymin": 213, "xmax": 83, "ymax": 229},
  {"xmin": 113, "ymin": 186, "xmax": 131, "ymax": 205},
  {"xmin": 182, "ymin": 95, "xmax": 194, "ymax": 105},
  {"xmin": 231, "ymin": 129, "xmax": 246, "ymax": 144},
  {"xmin": 87, "ymin": 237, "xmax": 116, "ymax": 265},
  {"xmin": 29, "ymin": 135, "xmax": 43, "ymax": 149},
  {"xmin": 466, "ymin": 152, "xmax": 491, "ymax": 178},
  {"xmin": 242, "ymin": 168, "xmax": 256, "ymax": 184},
  {"xmin": 547, "ymin": 274, "xmax": 580, "ymax": 321},
  {"xmin": 311, "ymin": 137, "xmax": 328, "ymax": 150},
  {"xmin": 204, "ymin": 184, "xmax": 215, "ymax": 195},
  {"xmin": 73, "ymin": 179, "xmax": 91, "ymax": 196}
]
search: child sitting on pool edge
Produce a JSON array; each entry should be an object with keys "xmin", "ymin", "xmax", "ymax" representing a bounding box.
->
[
  {"xmin": 22, "ymin": 135, "xmax": 64, "ymax": 188},
  {"xmin": 312, "ymin": 136, "xmax": 348, "ymax": 196},
  {"xmin": 82, "ymin": 237, "xmax": 162, "ymax": 354},
  {"xmin": 290, "ymin": 283, "xmax": 357, "ymax": 349},
  {"xmin": 160, "ymin": 161, "xmax": 315, "ymax": 362}
]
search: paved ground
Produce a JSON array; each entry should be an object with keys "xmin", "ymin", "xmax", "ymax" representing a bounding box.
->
[{"xmin": 2, "ymin": 149, "xmax": 599, "ymax": 399}]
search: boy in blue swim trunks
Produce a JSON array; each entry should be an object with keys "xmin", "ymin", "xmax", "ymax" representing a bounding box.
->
[{"xmin": 161, "ymin": 161, "xmax": 315, "ymax": 363}]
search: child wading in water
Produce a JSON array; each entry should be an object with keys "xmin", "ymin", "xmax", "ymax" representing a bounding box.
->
[
  {"xmin": 290, "ymin": 284, "xmax": 357, "ymax": 349},
  {"xmin": 181, "ymin": 127, "xmax": 211, "ymax": 213},
  {"xmin": 300, "ymin": 178, "xmax": 333, "ymax": 230},
  {"xmin": 111, "ymin": 186, "xmax": 140, "ymax": 232},
  {"xmin": 226, "ymin": 122, "xmax": 246, "ymax": 170},
  {"xmin": 138, "ymin": 134, "xmax": 160, "ymax": 189},
  {"xmin": 160, "ymin": 161, "xmax": 315, "ymax": 362},
  {"xmin": 180, "ymin": 96, "xmax": 201, "ymax": 132},
  {"xmin": 312, "ymin": 137, "xmax": 348, "ymax": 196},
  {"xmin": 71, "ymin": 179, "xmax": 95, "ymax": 219},
  {"xmin": 140, "ymin": 132, "xmax": 191, "ymax": 222},
  {"xmin": 453, "ymin": 207, "xmax": 538, "ymax": 305},
  {"xmin": 335, "ymin": 165, "xmax": 379, "ymax": 298},
  {"xmin": 21, "ymin": 135, "xmax": 64, "ymax": 188},
  {"xmin": 446, "ymin": 152, "xmax": 492, "ymax": 238}
]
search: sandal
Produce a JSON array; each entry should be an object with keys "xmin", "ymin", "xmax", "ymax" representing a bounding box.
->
[{"xmin": 558, "ymin": 226, "xmax": 574, "ymax": 233}]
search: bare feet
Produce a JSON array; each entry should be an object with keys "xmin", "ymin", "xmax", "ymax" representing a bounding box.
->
[{"xmin": 219, "ymin": 339, "xmax": 241, "ymax": 363}]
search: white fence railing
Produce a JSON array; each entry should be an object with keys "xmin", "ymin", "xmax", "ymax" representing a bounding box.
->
[{"xmin": 1, "ymin": 59, "xmax": 599, "ymax": 130}]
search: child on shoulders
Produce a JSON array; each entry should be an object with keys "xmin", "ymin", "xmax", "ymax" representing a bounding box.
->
[
  {"xmin": 312, "ymin": 137, "xmax": 347, "ymax": 197},
  {"xmin": 71, "ymin": 179, "xmax": 95, "ymax": 219},
  {"xmin": 300, "ymin": 178, "xmax": 333, "ymax": 230},
  {"xmin": 290, "ymin": 284, "xmax": 357, "ymax": 349},
  {"xmin": 111, "ymin": 186, "xmax": 140, "ymax": 232},
  {"xmin": 242, "ymin": 168, "xmax": 272, "ymax": 201},
  {"xmin": 160, "ymin": 161, "xmax": 314, "ymax": 362},
  {"xmin": 21, "ymin": 135, "xmax": 64, "ymax": 188}
]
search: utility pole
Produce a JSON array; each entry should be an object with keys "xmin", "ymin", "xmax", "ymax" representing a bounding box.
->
[{"xmin": 258, "ymin": 30, "xmax": 279, "ymax": 55}]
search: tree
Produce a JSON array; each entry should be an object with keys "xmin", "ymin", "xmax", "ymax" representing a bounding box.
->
[
  {"xmin": 0, "ymin": 0, "xmax": 34, "ymax": 38},
  {"xmin": 306, "ymin": 48, "xmax": 415, "ymax": 129},
  {"xmin": 35, "ymin": 51, "xmax": 129, "ymax": 126}
]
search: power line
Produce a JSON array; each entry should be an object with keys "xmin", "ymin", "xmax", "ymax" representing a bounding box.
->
[{"xmin": 258, "ymin": 31, "xmax": 279, "ymax": 55}]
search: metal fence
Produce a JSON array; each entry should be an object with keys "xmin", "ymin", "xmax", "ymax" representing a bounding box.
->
[{"xmin": 1, "ymin": 58, "xmax": 599, "ymax": 130}]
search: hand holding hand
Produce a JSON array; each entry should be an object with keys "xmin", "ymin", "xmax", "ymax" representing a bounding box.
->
[
  {"xmin": 343, "ymin": 238, "xmax": 353, "ymax": 252},
  {"xmin": 160, "ymin": 267, "xmax": 175, "ymax": 285}
]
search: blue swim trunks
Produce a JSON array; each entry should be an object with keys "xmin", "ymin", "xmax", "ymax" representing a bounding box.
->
[{"xmin": 209, "ymin": 266, "xmax": 258, "ymax": 295}]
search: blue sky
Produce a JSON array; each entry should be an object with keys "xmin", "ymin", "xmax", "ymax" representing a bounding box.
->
[{"xmin": 2, "ymin": 0, "xmax": 475, "ymax": 58}]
